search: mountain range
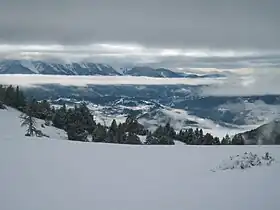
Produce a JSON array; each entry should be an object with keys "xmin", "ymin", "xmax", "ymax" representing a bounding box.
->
[{"xmin": 0, "ymin": 59, "xmax": 225, "ymax": 78}]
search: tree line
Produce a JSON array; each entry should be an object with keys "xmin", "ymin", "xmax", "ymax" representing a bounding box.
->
[{"xmin": 0, "ymin": 85, "xmax": 245, "ymax": 145}]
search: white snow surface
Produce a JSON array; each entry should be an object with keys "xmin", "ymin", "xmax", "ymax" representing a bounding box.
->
[
  {"xmin": 1, "ymin": 107, "xmax": 280, "ymax": 210},
  {"xmin": 1, "ymin": 107, "xmax": 67, "ymax": 141}
]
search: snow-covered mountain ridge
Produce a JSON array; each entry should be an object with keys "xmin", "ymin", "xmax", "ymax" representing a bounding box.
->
[
  {"xmin": 0, "ymin": 59, "xmax": 225, "ymax": 78},
  {"xmin": 0, "ymin": 60, "xmax": 120, "ymax": 76}
]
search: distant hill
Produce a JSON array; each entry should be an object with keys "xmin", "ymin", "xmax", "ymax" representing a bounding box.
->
[
  {"xmin": 234, "ymin": 120, "xmax": 280, "ymax": 144},
  {"xmin": 124, "ymin": 67, "xmax": 184, "ymax": 78}
]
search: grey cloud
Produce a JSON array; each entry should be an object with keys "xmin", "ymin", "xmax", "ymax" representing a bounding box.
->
[
  {"xmin": 146, "ymin": 53, "xmax": 280, "ymax": 70},
  {"xmin": 1, "ymin": 45, "xmax": 280, "ymax": 70},
  {"xmin": 0, "ymin": 0, "xmax": 280, "ymax": 50}
]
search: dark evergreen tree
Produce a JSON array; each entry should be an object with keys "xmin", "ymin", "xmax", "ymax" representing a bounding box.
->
[
  {"xmin": 4, "ymin": 85, "xmax": 15, "ymax": 106},
  {"xmin": 197, "ymin": 129, "xmax": 204, "ymax": 144},
  {"xmin": 177, "ymin": 129, "xmax": 184, "ymax": 142},
  {"xmin": 52, "ymin": 108, "xmax": 67, "ymax": 129},
  {"xmin": 186, "ymin": 128, "xmax": 194, "ymax": 144},
  {"xmin": 164, "ymin": 122, "xmax": 176, "ymax": 139},
  {"xmin": 110, "ymin": 119, "xmax": 118, "ymax": 134},
  {"xmin": 153, "ymin": 125, "xmax": 165, "ymax": 138},
  {"xmin": 92, "ymin": 123, "xmax": 107, "ymax": 142},
  {"xmin": 105, "ymin": 130, "xmax": 118, "ymax": 143},
  {"xmin": 15, "ymin": 86, "xmax": 26, "ymax": 110},
  {"xmin": 213, "ymin": 137, "xmax": 220, "ymax": 145},
  {"xmin": 145, "ymin": 132, "xmax": 159, "ymax": 145},
  {"xmin": 232, "ymin": 134, "xmax": 245, "ymax": 145},
  {"xmin": 0, "ymin": 85, "xmax": 26, "ymax": 110},
  {"xmin": 116, "ymin": 123, "xmax": 127, "ymax": 144},
  {"xmin": 193, "ymin": 128, "xmax": 200, "ymax": 144},
  {"xmin": 221, "ymin": 134, "xmax": 231, "ymax": 145},
  {"xmin": 202, "ymin": 133, "xmax": 214, "ymax": 145},
  {"xmin": 0, "ymin": 100, "xmax": 5, "ymax": 109},
  {"xmin": 158, "ymin": 136, "xmax": 175, "ymax": 145},
  {"xmin": 20, "ymin": 103, "xmax": 37, "ymax": 136},
  {"xmin": 125, "ymin": 132, "xmax": 142, "ymax": 145},
  {"xmin": 67, "ymin": 123, "xmax": 88, "ymax": 142},
  {"xmin": 123, "ymin": 115, "xmax": 147, "ymax": 135}
]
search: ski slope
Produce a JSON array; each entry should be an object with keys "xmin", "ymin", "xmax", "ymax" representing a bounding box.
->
[
  {"xmin": 1, "ymin": 107, "xmax": 67, "ymax": 141},
  {"xmin": 1, "ymin": 107, "xmax": 280, "ymax": 210}
]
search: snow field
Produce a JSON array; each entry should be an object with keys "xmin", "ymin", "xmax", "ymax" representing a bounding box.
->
[{"xmin": 1, "ymin": 106, "xmax": 280, "ymax": 210}]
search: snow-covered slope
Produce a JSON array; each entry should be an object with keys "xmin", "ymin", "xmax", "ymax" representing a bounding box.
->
[
  {"xmin": 1, "ymin": 107, "xmax": 67, "ymax": 141},
  {"xmin": 1, "ymin": 106, "xmax": 280, "ymax": 210}
]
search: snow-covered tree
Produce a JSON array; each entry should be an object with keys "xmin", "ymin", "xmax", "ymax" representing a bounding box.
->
[{"xmin": 20, "ymin": 105, "xmax": 37, "ymax": 136}]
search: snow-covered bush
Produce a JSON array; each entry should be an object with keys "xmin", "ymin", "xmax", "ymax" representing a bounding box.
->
[{"xmin": 212, "ymin": 152, "xmax": 275, "ymax": 171}]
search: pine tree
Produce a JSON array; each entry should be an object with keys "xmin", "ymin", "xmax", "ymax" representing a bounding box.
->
[
  {"xmin": 164, "ymin": 122, "xmax": 176, "ymax": 138},
  {"xmin": 158, "ymin": 136, "xmax": 175, "ymax": 145},
  {"xmin": 177, "ymin": 129, "xmax": 184, "ymax": 142},
  {"xmin": 197, "ymin": 129, "xmax": 204, "ymax": 144},
  {"xmin": 153, "ymin": 125, "xmax": 165, "ymax": 138},
  {"xmin": 0, "ymin": 100, "xmax": 5, "ymax": 109},
  {"xmin": 232, "ymin": 134, "xmax": 245, "ymax": 145},
  {"xmin": 116, "ymin": 123, "xmax": 126, "ymax": 143},
  {"xmin": 52, "ymin": 108, "xmax": 67, "ymax": 129},
  {"xmin": 67, "ymin": 126, "xmax": 88, "ymax": 142},
  {"xmin": 145, "ymin": 132, "xmax": 159, "ymax": 145},
  {"xmin": 194, "ymin": 128, "xmax": 200, "ymax": 144},
  {"xmin": 15, "ymin": 86, "xmax": 26, "ymax": 110},
  {"xmin": 20, "ymin": 104, "xmax": 37, "ymax": 136},
  {"xmin": 105, "ymin": 130, "xmax": 118, "ymax": 143},
  {"xmin": 202, "ymin": 133, "xmax": 214, "ymax": 145},
  {"xmin": 110, "ymin": 119, "xmax": 118, "ymax": 134},
  {"xmin": 186, "ymin": 128, "xmax": 194, "ymax": 144},
  {"xmin": 221, "ymin": 134, "xmax": 231, "ymax": 145},
  {"xmin": 125, "ymin": 132, "xmax": 142, "ymax": 145},
  {"xmin": 92, "ymin": 124, "xmax": 107, "ymax": 142},
  {"xmin": 213, "ymin": 137, "xmax": 220, "ymax": 145},
  {"xmin": 124, "ymin": 115, "xmax": 147, "ymax": 135}
]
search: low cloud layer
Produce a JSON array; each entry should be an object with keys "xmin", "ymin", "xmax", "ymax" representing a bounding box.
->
[
  {"xmin": 0, "ymin": 74, "xmax": 223, "ymax": 87},
  {"xmin": 0, "ymin": 70, "xmax": 280, "ymax": 97},
  {"xmin": 202, "ymin": 68, "xmax": 280, "ymax": 96}
]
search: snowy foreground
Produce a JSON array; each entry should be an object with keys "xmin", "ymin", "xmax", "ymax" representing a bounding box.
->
[{"xmin": 1, "ymin": 108, "xmax": 280, "ymax": 210}]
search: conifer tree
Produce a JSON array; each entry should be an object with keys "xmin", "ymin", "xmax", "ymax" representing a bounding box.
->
[
  {"xmin": 20, "ymin": 103, "xmax": 37, "ymax": 136},
  {"xmin": 158, "ymin": 135, "xmax": 175, "ymax": 145},
  {"xmin": 202, "ymin": 133, "xmax": 214, "ymax": 145},
  {"xmin": 221, "ymin": 134, "xmax": 231, "ymax": 145},
  {"xmin": 186, "ymin": 128, "xmax": 194, "ymax": 144},
  {"xmin": 213, "ymin": 137, "xmax": 220, "ymax": 145},
  {"xmin": 125, "ymin": 132, "xmax": 142, "ymax": 145},
  {"xmin": 92, "ymin": 123, "xmax": 107, "ymax": 142},
  {"xmin": 232, "ymin": 134, "xmax": 245, "ymax": 145},
  {"xmin": 145, "ymin": 131, "xmax": 159, "ymax": 145}
]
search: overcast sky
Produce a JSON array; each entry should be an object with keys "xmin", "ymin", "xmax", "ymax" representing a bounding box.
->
[{"xmin": 0, "ymin": 0, "xmax": 280, "ymax": 70}]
